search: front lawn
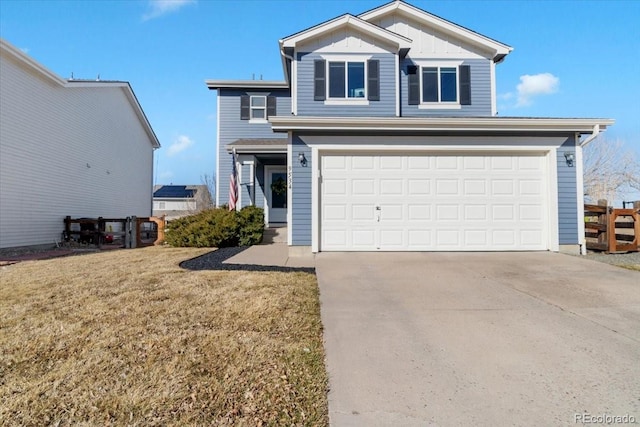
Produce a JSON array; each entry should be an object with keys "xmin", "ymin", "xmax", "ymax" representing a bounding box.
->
[{"xmin": 0, "ymin": 247, "xmax": 328, "ymax": 426}]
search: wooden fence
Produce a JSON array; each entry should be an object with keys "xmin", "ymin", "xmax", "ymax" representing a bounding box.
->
[
  {"xmin": 584, "ymin": 201, "xmax": 640, "ymax": 253},
  {"xmin": 64, "ymin": 216, "xmax": 165, "ymax": 248}
]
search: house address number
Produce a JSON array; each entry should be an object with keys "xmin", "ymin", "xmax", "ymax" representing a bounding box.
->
[{"xmin": 287, "ymin": 166, "xmax": 293, "ymax": 189}]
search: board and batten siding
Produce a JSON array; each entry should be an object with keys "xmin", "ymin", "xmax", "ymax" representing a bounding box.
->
[
  {"xmin": 556, "ymin": 137, "xmax": 578, "ymax": 245},
  {"xmin": 291, "ymin": 135, "xmax": 312, "ymax": 245},
  {"xmin": 400, "ymin": 58, "xmax": 492, "ymax": 116},
  {"xmin": 296, "ymin": 52, "xmax": 397, "ymax": 117},
  {"xmin": 216, "ymin": 88, "xmax": 290, "ymax": 206},
  {"xmin": 0, "ymin": 54, "xmax": 155, "ymax": 249}
]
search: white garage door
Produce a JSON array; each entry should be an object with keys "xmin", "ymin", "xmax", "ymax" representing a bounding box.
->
[{"xmin": 320, "ymin": 153, "xmax": 549, "ymax": 251}]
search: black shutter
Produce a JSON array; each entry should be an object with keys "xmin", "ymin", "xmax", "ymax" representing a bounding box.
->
[
  {"xmin": 459, "ymin": 65, "xmax": 471, "ymax": 105},
  {"xmin": 267, "ymin": 96, "xmax": 277, "ymax": 117},
  {"xmin": 407, "ymin": 65, "xmax": 419, "ymax": 105},
  {"xmin": 240, "ymin": 95, "xmax": 250, "ymax": 120},
  {"xmin": 314, "ymin": 59, "xmax": 326, "ymax": 101},
  {"xmin": 367, "ymin": 59, "xmax": 380, "ymax": 101}
]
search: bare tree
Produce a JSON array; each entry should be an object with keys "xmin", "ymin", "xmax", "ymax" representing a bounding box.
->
[
  {"xmin": 583, "ymin": 137, "xmax": 639, "ymax": 203},
  {"xmin": 200, "ymin": 172, "xmax": 217, "ymax": 208}
]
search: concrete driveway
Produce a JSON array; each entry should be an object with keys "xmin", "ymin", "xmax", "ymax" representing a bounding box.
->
[{"xmin": 315, "ymin": 252, "xmax": 640, "ymax": 426}]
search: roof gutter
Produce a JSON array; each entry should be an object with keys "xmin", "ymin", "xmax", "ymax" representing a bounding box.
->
[{"xmin": 578, "ymin": 124, "xmax": 602, "ymax": 147}]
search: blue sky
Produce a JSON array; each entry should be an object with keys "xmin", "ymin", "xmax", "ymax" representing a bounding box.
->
[{"xmin": 1, "ymin": 0, "xmax": 639, "ymax": 188}]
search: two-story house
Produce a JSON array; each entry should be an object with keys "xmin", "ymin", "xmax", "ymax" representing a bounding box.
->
[{"xmin": 207, "ymin": 0, "xmax": 613, "ymax": 255}]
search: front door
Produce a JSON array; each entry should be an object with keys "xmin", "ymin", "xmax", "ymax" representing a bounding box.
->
[{"xmin": 265, "ymin": 166, "xmax": 287, "ymax": 224}]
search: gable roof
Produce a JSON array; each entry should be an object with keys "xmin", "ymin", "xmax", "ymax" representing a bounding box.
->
[
  {"xmin": 358, "ymin": 0, "xmax": 512, "ymax": 63},
  {"xmin": 0, "ymin": 38, "xmax": 160, "ymax": 148},
  {"xmin": 280, "ymin": 13, "xmax": 412, "ymax": 50}
]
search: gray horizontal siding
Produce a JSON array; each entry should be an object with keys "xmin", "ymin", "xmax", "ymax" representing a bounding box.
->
[
  {"xmin": 557, "ymin": 137, "xmax": 578, "ymax": 244},
  {"xmin": 296, "ymin": 52, "xmax": 396, "ymax": 117},
  {"xmin": 400, "ymin": 58, "xmax": 492, "ymax": 117},
  {"xmin": 291, "ymin": 135, "xmax": 312, "ymax": 245},
  {"xmin": 217, "ymin": 88, "xmax": 290, "ymax": 206}
]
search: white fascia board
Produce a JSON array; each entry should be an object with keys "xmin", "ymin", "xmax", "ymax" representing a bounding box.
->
[
  {"xmin": 1, "ymin": 38, "xmax": 66, "ymax": 86},
  {"xmin": 269, "ymin": 117, "xmax": 615, "ymax": 133},
  {"xmin": 205, "ymin": 80, "xmax": 289, "ymax": 90},
  {"xmin": 280, "ymin": 14, "xmax": 412, "ymax": 50},
  {"xmin": 358, "ymin": 1, "xmax": 512, "ymax": 60},
  {"xmin": 225, "ymin": 146, "xmax": 287, "ymax": 154}
]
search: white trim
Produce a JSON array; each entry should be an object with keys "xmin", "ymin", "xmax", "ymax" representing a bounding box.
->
[
  {"xmin": 322, "ymin": 55, "xmax": 371, "ymax": 102},
  {"xmin": 206, "ymin": 80, "xmax": 288, "ymax": 89},
  {"xmin": 312, "ymin": 145, "xmax": 560, "ymax": 253},
  {"xmin": 490, "ymin": 61, "xmax": 497, "ymax": 116},
  {"xmin": 280, "ymin": 14, "xmax": 412, "ymax": 50},
  {"xmin": 311, "ymin": 146, "xmax": 320, "ymax": 253},
  {"xmin": 241, "ymin": 160, "xmax": 255, "ymax": 206},
  {"xmin": 292, "ymin": 52, "xmax": 298, "ymax": 115},
  {"xmin": 287, "ymin": 133, "xmax": 293, "ymax": 244},
  {"xmin": 308, "ymin": 144, "xmax": 559, "ymax": 152},
  {"xmin": 575, "ymin": 138, "xmax": 586, "ymax": 255},
  {"xmin": 236, "ymin": 159, "xmax": 242, "ymax": 209},
  {"xmin": 547, "ymin": 148, "xmax": 560, "ymax": 252},
  {"xmin": 415, "ymin": 61, "xmax": 463, "ymax": 106},
  {"xmin": 270, "ymin": 116, "xmax": 615, "ymax": 133},
  {"xmin": 325, "ymin": 99, "xmax": 370, "ymax": 106},
  {"xmin": 418, "ymin": 103, "xmax": 462, "ymax": 110},
  {"xmin": 395, "ymin": 53, "xmax": 400, "ymax": 117},
  {"xmin": 215, "ymin": 91, "xmax": 221, "ymax": 207}
]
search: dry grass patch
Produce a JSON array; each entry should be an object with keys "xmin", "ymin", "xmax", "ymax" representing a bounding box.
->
[{"xmin": 0, "ymin": 247, "xmax": 327, "ymax": 426}]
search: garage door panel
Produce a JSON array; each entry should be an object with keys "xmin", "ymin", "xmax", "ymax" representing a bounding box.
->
[
  {"xmin": 352, "ymin": 179, "xmax": 374, "ymax": 195},
  {"xmin": 436, "ymin": 179, "xmax": 459, "ymax": 195},
  {"xmin": 380, "ymin": 179, "xmax": 403, "ymax": 195},
  {"xmin": 320, "ymin": 153, "xmax": 548, "ymax": 251}
]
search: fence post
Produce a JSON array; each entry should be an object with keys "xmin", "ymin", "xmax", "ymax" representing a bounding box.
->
[
  {"xmin": 597, "ymin": 200, "xmax": 608, "ymax": 250},
  {"xmin": 64, "ymin": 216, "xmax": 71, "ymax": 242},
  {"xmin": 132, "ymin": 216, "xmax": 138, "ymax": 249}
]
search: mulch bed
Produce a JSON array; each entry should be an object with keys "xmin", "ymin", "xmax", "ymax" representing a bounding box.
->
[{"xmin": 180, "ymin": 246, "xmax": 315, "ymax": 273}]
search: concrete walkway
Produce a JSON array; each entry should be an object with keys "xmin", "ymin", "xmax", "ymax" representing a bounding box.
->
[
  {"xmin": 315, "ymin": 252, "xmax": 640, "ymax": 426},
  {"xmin": 223, "ymin": 242, "xmax": 314, "ymax": 268}
]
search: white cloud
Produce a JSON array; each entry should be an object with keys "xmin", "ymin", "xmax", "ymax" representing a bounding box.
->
[
  {"xmin": 516, "ymin": 73, "xmax": 559, "ymax": 107},
  {"xmin": 159, "ymin": 170, "xmax": 174, "ymax": 179},
  {"xmin": 20, "ymin": 47, "xmax": 30, "ymax": 54},
  {"xmin": 166, "ymin": 135, "xmax": 194, "ymax": 157},
  {"xmin": 142, "ymin": 0, "xmax": 195, "ymax": 21}
]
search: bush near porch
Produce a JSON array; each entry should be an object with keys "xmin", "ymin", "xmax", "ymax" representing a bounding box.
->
[{"xmin": 165, "ymin": 206, "xmax": 264, "ymax": 248}]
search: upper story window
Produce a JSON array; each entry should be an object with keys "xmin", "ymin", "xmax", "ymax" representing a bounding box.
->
[
  {"xmin": 329, "ymin": 61, "xmax": 365, "ymax": 99},
  {"xmin": 408, "ymin": 62, "xmax": 471, "ymax": 109},
  {"xmin": 314, "ymin": 57, "xmax": 379, "ymax": 105},
  {"xmin": 250, "ymin": 95, "xmax": 266, "ymax": 121},
  {"xmin": 240, "ymin": 94, "xmax": 277, "ymax": 122}
]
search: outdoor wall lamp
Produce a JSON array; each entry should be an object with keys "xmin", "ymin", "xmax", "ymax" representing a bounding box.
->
[
  {"xmin": 298, "ymin": 152, "xmax": 307, "ymax": 166},
  {"xmin": 564, "ymin": 151, "xmax": 575, "ymax": 167}
]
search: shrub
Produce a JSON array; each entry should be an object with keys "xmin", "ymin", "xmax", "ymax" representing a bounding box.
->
[
  {"xmin": 165, "ymin": 207, "xmax": 264, "ymax": 248},
  {"xmin": 237, "ymin": 205, "xmax": 265, "ymax": 246}
]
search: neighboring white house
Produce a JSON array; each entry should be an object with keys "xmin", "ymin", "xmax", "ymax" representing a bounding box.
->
[
  {"xmin": 152, "ymin": 185, "xmax": 213, "ymax": 221},
  {"xmin": 0, "ymin": 38, "xmax": 160, "ymax": 249}
]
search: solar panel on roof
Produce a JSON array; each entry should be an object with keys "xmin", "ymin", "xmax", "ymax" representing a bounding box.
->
[{"xmin": 153, "ymin": 186, "xmax": 195, "ymax": 198}]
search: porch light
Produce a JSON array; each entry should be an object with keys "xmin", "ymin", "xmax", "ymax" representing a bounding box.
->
[
  {"xmin": 298, "ymin": 152, "xmax": 307, "ymax": 166},
  {"xmin": 564, "ymin": 151, "xmax": 575, "ymax": 167}
]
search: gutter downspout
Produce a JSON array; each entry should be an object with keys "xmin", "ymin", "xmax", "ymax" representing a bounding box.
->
[
  {"xmin": 579, "ymin": 124, "xmax": 601, "ymax": 147},
  {"xmin": 577, "ymin": 124, "xmax": 602, "ymax": 255}
]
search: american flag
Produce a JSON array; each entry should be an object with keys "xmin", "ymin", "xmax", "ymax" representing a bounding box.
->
[{"xmin": 228, "ymin": 151, "xmax": 238, "ymax": 211}]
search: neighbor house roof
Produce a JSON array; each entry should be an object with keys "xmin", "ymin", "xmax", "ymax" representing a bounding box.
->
[
  {"xmin": 0, "ymin": 38, "xmax": 160, "ymax": 148},
  {"xmin": 153, "ymin": 185, "xmax": 196, "ymax": 198}
]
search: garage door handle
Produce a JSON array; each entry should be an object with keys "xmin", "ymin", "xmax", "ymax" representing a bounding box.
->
[{"xmin": 375, "ymin": 206, "xmax": 381, "ymax": 210}]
